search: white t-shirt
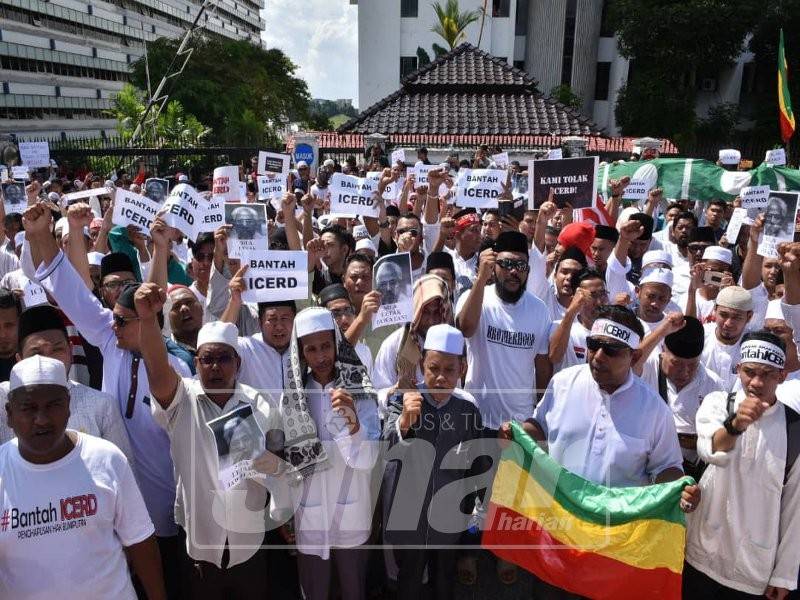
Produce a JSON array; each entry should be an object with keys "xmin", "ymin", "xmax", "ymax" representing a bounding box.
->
[
  {"xmin": 457, "ymin": 285, "xmax": 551, "ymax": 429},
  {"xmin": 548, "ymin": 318, "xmax": 589, "ymax": 372},
  {"xmin": 0, "ymin": 433, "xmax": 153, "ymax": 600},
  {"xmin": 700, "ymin": 323, "xmax": 741, "ymax": 390}
]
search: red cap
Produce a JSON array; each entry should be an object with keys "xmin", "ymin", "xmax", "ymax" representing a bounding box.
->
[{"xmin": 557, "ymin": 222, "xmax": 596, "ymax": 255}]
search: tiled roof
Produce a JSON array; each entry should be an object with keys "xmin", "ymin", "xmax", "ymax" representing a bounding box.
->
[
  {"xmin": 339, "ymin": 43, "xmax": 600, "ymax": 136},
  {"xmin": 287, "ymin": 132, "xmax": 681, "ymax": 156}
]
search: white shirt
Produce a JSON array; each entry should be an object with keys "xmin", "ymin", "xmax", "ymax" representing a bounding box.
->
[
  {"xmin": 745, "ymin": 283, "xmax": 769, "ymax": 331},
  {"xmin": 548, "ymin": 318, "xmax": 589, "ymax": 372},
  {"xmin": 678, "ymin": 289, "xmax": 716, "ymax": 325},
  {"xmin": 286, "ymin": 377, "xmax": 381, "ymax": 559},
  {"xmin": 700, "ymin": 323, "xmax": 741, "ymax": 391},
  {"xmin": 669, "ymin": 245, "xmax": 691, "ymax": 301},
  {"xmin": 0, "ymin": 433, "xmax": 154, "ymax": 600},
  {"xmin": 445, "ymin": 246, "xmax": 477, "ymax": 304},
  {"xmin": 236, "ymin": 333, "xmax": 291, "ymax": 399},
  {"xmin": 152, "ymin": 377, "xmax": 282, "ymax": 567},
  {"xmin": 541, "ymin": 284, "xmax": 567, "ymax": 322},
  {"xmin": 533, "ymin": 364, "xmax": 683, "ymax": 487},
  {"xmin": 457, "ymin": 284, "xmax": 551, "ymax": 429},
  {"xmin": 0, "ymin": 246, "xmax": 20, "ymax": 282},
  {"xmin": 38, "ymin": 251, "xmax": 192, "ymax": 536},
  {"xmin": 687, "ymin": 389, "xmax": 800, "ymax": 594},
  {"xmin": 0, "ymin": 380, "xmax": 134, "ymax": 465}
]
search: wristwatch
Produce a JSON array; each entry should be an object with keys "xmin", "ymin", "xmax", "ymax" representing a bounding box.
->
[{"xmin": 723, "ymin": 414, "xmax": 744, "ymax": 436}]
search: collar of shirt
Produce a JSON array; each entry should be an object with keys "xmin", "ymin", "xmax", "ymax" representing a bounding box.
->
[{"xmin": 592, "ymin": 370, "xmax": 636, "ymax": 401}]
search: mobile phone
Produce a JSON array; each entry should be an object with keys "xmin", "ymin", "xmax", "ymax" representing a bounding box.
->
[
  {"xmin": 703, "ymin": 270, "xmax": 725, "ymax": 287},
  {"xmin": 498, "ymin": 200, "xmax": 513, "ymax": 218}
]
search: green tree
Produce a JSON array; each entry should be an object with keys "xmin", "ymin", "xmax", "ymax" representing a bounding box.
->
[
  {"xmin": 607, "ymin": 0, "xmax": 759, "ymax": 138},
  {"xmin": 550, "ymin": 84, "xmax": 583, "ymax": 111},
  {"xmin": 302, "ymin": 109, "xmax": 334, "ymax": 131},
  {"xmin": 431, "ymin": 0, "xmax": 481, "ymax": 50},
  {"xmin": 131, "ymin": 36, "xmax": 309, "ymax": 144}
]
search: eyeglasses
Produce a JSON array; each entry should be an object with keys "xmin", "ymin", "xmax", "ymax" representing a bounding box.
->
[
  {"xmin": 197, "ymin": 354, "xmax": 236, "ymax": 366},
  {"xmin": 586, "ymin": 337, "xmax": 628, "ymax": 357},
  {"xmin": 193, "ymin": 252, "xmax": 213, "ymax": 262},
  {"xmin": 687, "ymin": 244, "xmax": 711, "ymax": 253},
  {"xmin": 112, "ymin": 314, "xmax": 140, "ymax": 328},
  {"xmin": 103, "ymin": 279, "xmax": 137, "ymax": 291},
  {"xmin": 397, "ymin": 227, "xmax": 419, "ymax": 237},
  {"xmin": 330, "ymin": 306, "xmax": 355, "ymax": 318},
  {"xmin": 496, "ymin": 258, "xmax": 529, "ymax": 272}
]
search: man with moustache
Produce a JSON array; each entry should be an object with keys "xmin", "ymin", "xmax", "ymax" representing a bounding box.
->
[{"xmin": 456, "ymin": 231, "xmax": 552, "ymax": 432}]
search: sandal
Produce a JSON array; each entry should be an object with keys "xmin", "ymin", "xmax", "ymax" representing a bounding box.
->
[
  {"xmin": 457, "ymin": 555, "xmax": 478, "ymax": 586},
  {"xmin": 496, "ymin": 558, "xmax": 518, "ymax": 585}
]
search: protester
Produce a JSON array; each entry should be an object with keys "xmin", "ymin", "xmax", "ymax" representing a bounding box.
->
[
  {"xmin": 0, "ymin": 288, "xmax": 20, "ymax": 381},
  {"xmin": 0, "ymin": 355, "xmax": 165, "ymax": 599},
  {"xmin": 700, "ymin": 286, "xmax": 754, "ymax": 390}
]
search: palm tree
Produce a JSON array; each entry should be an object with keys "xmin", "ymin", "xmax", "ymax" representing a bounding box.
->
[{"xmin": 431, "ymin": 0, "xmax": 482, "ymax": 50}]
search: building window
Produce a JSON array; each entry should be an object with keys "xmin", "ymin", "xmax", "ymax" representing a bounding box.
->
[
  {"xmin": 594, "ymin": 62, "xmax": 611, "ymax": 100},
  {"xmin": 561, "ymin": 0, "xmax": 577, "ymax": 85},
  {"xmin": 400, "ymin": 56, "xmax": 418, "ymax": 78},
  {"xmin": 599, "ymin": 0, "xmax": 614, "ymax": 37},
  {"xmin": 514, "ymin": 0, "xmax": 529, "ymax": 35},
  {"xmin": 493, "ymin": 0, "xmax": 510, "ymax": 17},
  {"xmin": 401, "ymin": 0, "xmax": 418, "ymax": 18}
]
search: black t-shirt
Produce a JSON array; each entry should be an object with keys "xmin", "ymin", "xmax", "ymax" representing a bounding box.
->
[{"xmin": 312, "ymin": 266, "xmax": 343, "ymax": 296}]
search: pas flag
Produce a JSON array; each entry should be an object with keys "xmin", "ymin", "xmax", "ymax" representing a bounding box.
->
[
  {"xmin": 482, "ymin": 421, "xmax": 694, "ymax": 600},
  {"xmin": 779, "ymin": 29, "xmax": 795, "ymax": 143}
]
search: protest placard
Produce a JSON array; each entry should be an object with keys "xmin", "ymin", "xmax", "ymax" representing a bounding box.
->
[
  {"xmin": 546, "ymin": 148, "xmax": 563, "ymax": 160},
  {"xmin": 765, "ymin": 149, "xmax": 787, "ymax": 166},
  {"xmin": 373, "ymin": 253, "xmax": 413, "ymax": 329},
  {"xmin": 391, "ymin": 148, "xmax": 406, "ymax": 166},
  {"xmin": 757, "ymin": 191, "xmax": 799, "ymax": 258},
  {"xmin": 206, "ymin": 404, "xmax": 264, "ymax": 490},
  {"xmin": 11, "ymin": 166, "xmax": 29, "ymax": 181},
  {"xmin": 213, "ymin": 166, "xmax": 239, "ymax": 202},
  {"xmin": 0, "ymin": 167, "xmax": 7, "ymax": 181},
  {"xmin": 725, "ymin": 207, "xmax": 748, "ymax": 244},
  {"xmin": 621, "ymin": 163, "xmax": 658, "ymax": 203},
  {"xmin": 413, "ymin": 163, "xmax": 435, "ymax": 190},
  {"xmin": 240, "ymin": 250, "xmax": 308, "ymax": 303},
  {"xmin": 238, "ymin": 181, "xmax": 247, "ymax": 201},
  {"xmin": 491, "ymin": 152, "xmax": 510, "ymax": 169},
  {"xmin": 112, "ymin": 189, "xmax": 161, "ymax": 231},
  {"xmin": 258, "ymin": 151, "xmax": 290, "ymax": 178},
  {"xmin": 367, "ymin": 171, "xmax": 404, "ymax": 203},
  {"xmin": 528, "ymin": 156, "xmax": 598, "ymax": 209},
  {"xmin": 329, "ymin": 173, "xmax": 379, "ymax": 218},
  {"xmin": 197, "ymin": 197, "xmax": 225, "ymax": 235},
  {"xmin": 739, "ymin": 185, "xmax": 771, "ymax": 209},
  {"xmin": 61, "ymin": 187, "xmax": 109, "ymax": 217},
  {"xmin": 455, "ymin": 168, "xmax": 506, "ymax": 209},
  {"xmin": 257, "ymin": 175, "xmax": 285, "ymax": 202},
  {"xmin": 225, "ymin": 202, "xmax": 267, "ymax": 258},
  {"xmin": 22, "ymin": 280, "xmax": 47, "ymax": 309},
  {"xmin": 2, "ymin": 182, "xmax": 27, "ymax": 215},
  {"xmin": 18, "ymin": 141, "xmax": 50, "ymax": 169},
  {"xmin": 160, "ymin": 183, "xmax": 205, "ymax": 240},
  {"xmin": 144, "ymin": 178, "xmax": 169, "ymax": 203}
]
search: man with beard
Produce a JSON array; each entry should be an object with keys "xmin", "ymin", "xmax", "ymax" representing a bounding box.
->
[
  {"xmin": 456, "ymin": 231, "xmax": 552, "ymax": 432},
  {"xmin": 548, "ymin": 269, "xmax": 608, "ymax": 371},
  {"xmin": 372, "ymin": 274, "xmax": 452, "ymax": 418},
  {"xmin": 764, "ymin": 195, "xmax": 791, "ymax": 238},
  {"xmin": 665, "ymin": 211, "xmax": 697, "ymax": 300},
  {"xmin": 700, "ymin": 286, "xmax": 754, "ymax": 390}
]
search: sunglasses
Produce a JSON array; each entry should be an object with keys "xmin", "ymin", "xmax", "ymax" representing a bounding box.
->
[
  {"xmin": 112, "ymin": 314, "xmax": 140, "ymax": 328},
  {"xmin": 397, "ymin": 227, "xmax": 419, "ymax": 237},
  {"xmin": 586, "ymin": 337, "xmax": 629, "ymax": 357},
  {"xmin": 496, "ymin": 258, "xmax": 529, "ymax": 272},
  {"xmin": 687, "ymin": 244, "xmax": 711, "ymax": 253},
  {"xmin": 197, "ymin": 354, "xmax": 236, "ymax": 366},
  {"xmin": 103, "ymin": 279, "xmax": 137, "ymax": 291}
]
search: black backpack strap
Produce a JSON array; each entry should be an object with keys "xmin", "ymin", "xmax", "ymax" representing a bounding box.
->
[
  {"xmin": 657, "ymin": 355, "xmax": 668, "ymax": 404},
  {"xmin": 784, "ymin": 404, "xmax": 800, "ymax": 485}
]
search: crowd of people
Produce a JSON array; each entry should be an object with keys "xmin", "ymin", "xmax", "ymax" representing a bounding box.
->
[{"xmin": 0, "ymin": 143, "xmax": 798, "ymax": 600}]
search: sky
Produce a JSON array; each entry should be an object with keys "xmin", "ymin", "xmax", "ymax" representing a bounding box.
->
[{"xmin": 261, "ymin": 0, "xmax": 359, "ymax": 106}]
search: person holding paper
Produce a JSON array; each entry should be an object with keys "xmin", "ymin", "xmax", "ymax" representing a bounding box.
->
[
  {"xmin": 307, "ymin": 225, "xmax": 354, "ymax": 296},
  {"xmin": 134, "ymin": 285, "xmax": 285, "ymax": 598},
  {"xmin": 765, "ymin": 195, "xmax": 792, "ymax": 238},
  {"xmin": 444, "ymin": 208, "xmax": 481, "ymax": 302},
  {"xmin": 277, "ymin": 307, "xmax": 380, "ymax": 600}
]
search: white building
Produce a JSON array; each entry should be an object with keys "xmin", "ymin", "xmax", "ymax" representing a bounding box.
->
[
  {"xmin": 0, "ymin": 0, "xmax": 264, "ymax": 139},
  {"xmin": 354, "ymin": 0, "xmax": 754, "ymax": 135}
]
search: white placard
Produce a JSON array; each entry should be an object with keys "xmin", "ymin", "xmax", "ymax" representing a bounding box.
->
[
  {"xmin": 719, "ymin": 149, "xmax": 741, "ymax": 165},
  {"xmin": 765, "ymin": 149, "xmax": 787, "ymax": 167},
  {"xmin": 454, "ymin": 168, "xmax": 506, "ymax": 209},
  {"xmin": 328, "ymin": 173, "xmax": 379, "ymax": 218},
  {"xmin": 491, "ymin": 152, "xmax": 510, "ymax": 169},
  {"xmin": 11, "ymin": 166, "xmax": 29, "ymax": 181},
  {"xmin": 724, "ymin": 207, "xmax": 748, "ymax": 244},
  {"xmin": 372, "ymin": 253, "xmax": 413, "ymax": 329},
  {"xmin": 197, "ymin": 197, "xmax": 225, "ymax": 234},
  {"xmin": 391, "ymin": 148, "xmax": 406, "ymax": 166},
  {"xmin": 22, "ymin": 280, "xmax": 47, "ymax": 308},
  {"xmin": 413, "ymin": 163, "xmax": 435, "ymax": 190},
  {"xmin": 240, "ymin": 251, "xmax": 308, "ymax": 303},
  {"xmin": 367, "ymin": 171, "xmax": 404, "ymax": 203},
  {"xmin": 112, "ymin": 189, "xmax": 161, "ymax": 230},
  {"xmin": 18, "ymin": 141, "xmax": 50, "ymax": 169},
  {"xmin": 2, "ymin": 182, "xmax": 27, "ymax": 215},
  {"xmin": 740, "ymin": 185, "xmax": 771, "ymax": 209},
  {"xmin": 257, "ymin": 175, "xmax": 285, "ymax": 202},
  {"xmin": 621, "ymin": 163, "xmax": 659, "ymax": 202},
  {"xmin": 238, "ymin": 181, "xmax": 247, "ymax": 201},
  {"xmin": 61, "ymin": 187, "xmax": 110, "ymax": 218},
  {"xmin": 160, "ymin": 183, "xmax": 205, "ymax": 240},
  {"xmin": 212, "ymin": 166, "xmax": 240, "ymax": 202},
  {"xmin": 258, "ymin": 151, "xmax": 290, "ymax": 178}
]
